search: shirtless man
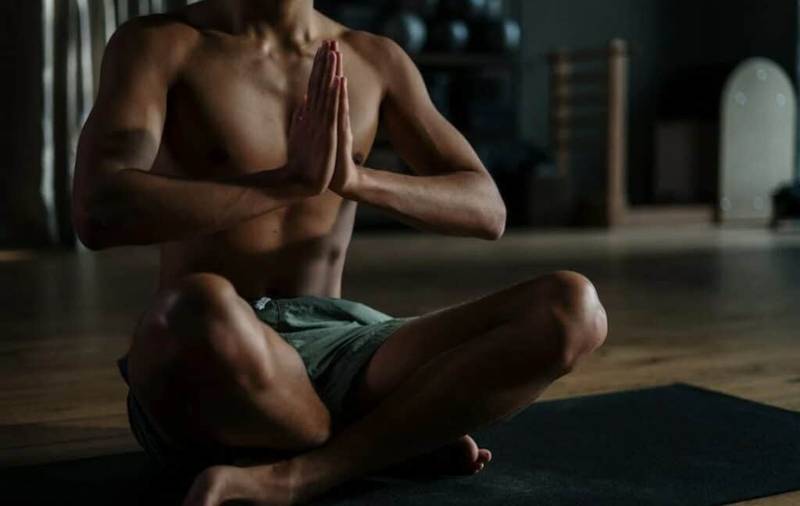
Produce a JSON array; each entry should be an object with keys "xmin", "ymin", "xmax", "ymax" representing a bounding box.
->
[{"xmin": 72, "ymin": 1, "xmax": 608, "ymax": 504}]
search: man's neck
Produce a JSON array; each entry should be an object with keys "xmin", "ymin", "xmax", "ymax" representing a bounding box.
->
[{"xmin": 219, "ymin": 0, "xmax": 318, "ymax": 49}]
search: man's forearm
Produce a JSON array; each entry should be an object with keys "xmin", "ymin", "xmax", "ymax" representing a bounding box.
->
[
  {"xmin": 77, "ymin": 165, "xmax": 308, "ymax": 249},
  {"xmin": 349, "ymin": 166, "xmax": 506, "ymax": 240}
]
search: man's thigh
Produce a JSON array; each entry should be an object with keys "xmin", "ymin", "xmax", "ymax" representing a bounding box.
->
[
  {"xmin": 126, "ymin": 274, "xmax": 331, "ymax": 452},
  {"xmin": 344, "ymin": 278, "xmax": 541, "ymax": 417}
]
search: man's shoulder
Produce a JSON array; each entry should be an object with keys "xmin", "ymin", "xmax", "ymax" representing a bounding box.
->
[
  {"xmin": 340, "ymin": 29, "xmax": 399, "ymax": 54},
  {"xmin": 339, "ymin": 28, "xmax": 415, "ymax": 78},
  {"xmin": 105, "ymin": 14, "xmax": 201, "ymax": 75}
]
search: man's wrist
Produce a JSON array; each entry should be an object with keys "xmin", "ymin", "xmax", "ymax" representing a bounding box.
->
[
  {"xmin": 340, "ymin": 164, "xmax": 369, "ymax": 201},
  {"xmin": 240, "ymin": 163, "xmax": 316, "ymax": 200},
  {"xmin": 245, "ymin": 164, "xmax": 293, "ymax": 187}
]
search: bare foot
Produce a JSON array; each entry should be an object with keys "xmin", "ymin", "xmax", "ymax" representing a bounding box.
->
[
  {"xmin": 378, "ymin": 434, "xmax": 492, "ymax": 479},
  {"xmin": 182, "ymin": 462, "xmax": 297, "ymax": 506},
  {"xmin": 182, "ymin": 435, "xmax": 492, "ymax": 505}
]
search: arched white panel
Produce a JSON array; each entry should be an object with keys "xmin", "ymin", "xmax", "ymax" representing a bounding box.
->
[{"xmin": 720, "ymin": 58, "xmax": 797, "ymax": 224}]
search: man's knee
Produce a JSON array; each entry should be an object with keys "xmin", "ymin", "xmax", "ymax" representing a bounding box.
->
[
  {"xmin": 515, "ymin": 271, "xmax": 608, "ymax": 373},
  {"xmin": 134, "ymin": 274, "xmax": 330, "ymax": 449},
  {"xmin": 149, "ymin": 273, "xmax": 273, "ymax": 387},
  {"xmin": 162, "ymin": 273, "xmax": 239, "ymax": 332}
]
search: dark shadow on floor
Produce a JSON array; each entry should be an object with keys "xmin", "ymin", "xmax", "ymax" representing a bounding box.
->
[{"xmin": 3, "ymin": 384, "xmax": 800, "ymax": 506}]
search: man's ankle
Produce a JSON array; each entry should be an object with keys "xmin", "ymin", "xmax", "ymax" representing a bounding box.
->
[
  {"xmin": 282, "ymin": 452, "xmax": 341, "ymax": 503},
  {"xmin": 279, "ymin": 457, "xmax": 315, "ymax": 504}
]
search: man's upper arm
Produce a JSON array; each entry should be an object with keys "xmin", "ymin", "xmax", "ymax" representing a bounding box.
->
[
  {"xmin": 375, "ymin": 37, "xmax": 487, "ymax": 177},
  {"xmin": 73, "ymin": 18, "xmax": 194, "ymax": 226}
]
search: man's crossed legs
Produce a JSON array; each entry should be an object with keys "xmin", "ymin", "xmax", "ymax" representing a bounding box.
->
[{"xmin": 125, "ymin": 271, "xmax": 607, "ymax": 505}]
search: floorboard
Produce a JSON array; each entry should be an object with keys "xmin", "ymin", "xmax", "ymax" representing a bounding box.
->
[{"xmin": 1, "ymin": 225, "xmax": 799, "ymax": 504}]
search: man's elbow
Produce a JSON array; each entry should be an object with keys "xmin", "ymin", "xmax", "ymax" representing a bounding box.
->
[
  {"xmin": 476, "ymin": 202, "xmax": 507, "ymax": 241},
  {"xmin": 477, "ymin": 175, "xmax": 506, "ymax": 241},
  {"xmin": 73, "ymin": 210, "xmax": 115, "ymax": 251},
  {"xmin": 71, "ymin": 188, "xmax": 128, "ymax": 250}
]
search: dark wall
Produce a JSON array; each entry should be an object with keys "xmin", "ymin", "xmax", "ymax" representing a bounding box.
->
[
  {"xmin": 2, "ymin": 1, "xmax": 797, "ymax": 245},
  {"xmin": 0, "ymin": 1, "xmax": 48, "ymax": 246},
  {"xmin": 520, "ymin": 0, "xmax": 797, "ymax": 205},
  {"xmin": 0, "ymin": 0, "xmax": 191, "ymax": 247}
]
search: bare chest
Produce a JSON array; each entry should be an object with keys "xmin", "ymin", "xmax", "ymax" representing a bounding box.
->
[{"xmin": 157, "ymin": 43, "xmax": 383, "ymax": 179}]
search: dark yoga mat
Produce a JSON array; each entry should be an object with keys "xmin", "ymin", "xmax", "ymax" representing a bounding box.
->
[{"xmin": 3, "ymin": 384, "xmax": 799, "ymax": 505}]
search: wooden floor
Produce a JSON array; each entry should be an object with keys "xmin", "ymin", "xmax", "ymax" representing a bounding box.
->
[{"xmin": 1, "ymin": 226, "xmax": 799, "ymax": 504}]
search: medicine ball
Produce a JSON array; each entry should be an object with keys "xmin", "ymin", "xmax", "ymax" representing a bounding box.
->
[
  {"xmin": 429, "ymin": 19, "xmax": 471, "ymax": 52},
  {"xmin": 484, "ymin": 0, "xmax": 505, "ymax": 19},
  {"xmin": 382, "ymin": 12, "xmax": 428, "ymax": 54},
  {"xmin": 473, "ymin": 18, "xmax": 521, "ymax": 52}
]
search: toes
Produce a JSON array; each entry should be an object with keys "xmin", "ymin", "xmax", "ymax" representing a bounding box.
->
[{"xmin": 460, "ymin": 435, "xmax": 480, "ymax": 458}]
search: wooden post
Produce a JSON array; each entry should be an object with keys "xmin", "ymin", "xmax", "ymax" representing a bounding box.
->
[
  {"xmin": 550, "ymin": 49, "xmax": 571, "ymax": 178},
  {"xmin": 607, "ymin": 38, "xmax": 629, "ymax": 227}
]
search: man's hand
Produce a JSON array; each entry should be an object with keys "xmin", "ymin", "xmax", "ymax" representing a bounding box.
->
[
  {"xmin": 329, "ymin": 71, "xmax": 363, "ymax": 200},
  {"xmin": 286, "ymin": 40, "xmax": 342, "ymax": 196},
  {"xmin": 324, "ymin": 37, "xmax": 506, "ymax": 239}
]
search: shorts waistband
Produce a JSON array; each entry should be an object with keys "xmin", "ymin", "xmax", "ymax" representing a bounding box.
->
[
  {"xmin": 250, "ymin": 296, "xmax": 274, "ymax": 311},
  {"xmin": 248, "ymin": 294, "xmax": 344, "ymax": 311}
]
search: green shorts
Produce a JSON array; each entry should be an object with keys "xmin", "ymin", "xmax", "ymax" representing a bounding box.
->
[
  {"xmin": 118, "ymin": 295, "xmax": 414, "ymax": 470},
  {"xmin": 250, "ymin": 295, "xmax": 414, "ymax": 425}
]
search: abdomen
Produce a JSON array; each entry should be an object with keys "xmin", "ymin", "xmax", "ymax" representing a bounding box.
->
[{"xmin": 158, "ymin": 197, "xmax": 356, "ymax": 299}]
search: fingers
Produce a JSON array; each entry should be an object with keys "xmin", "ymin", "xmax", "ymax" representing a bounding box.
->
[
  {"xmin": 323, "ymin": 52, "xmax": 341, "ymax": 114},
  {"xmin": 338, "ymin": 77, "xmax": 351, "ymax": 140},
  {"xmin": 309, "ymin": 41, "xmax": 332, "ymax": 111},
  {"xmin": 320, "ymin": 42, "xmax": 339, "ymax": 111},
  {"xmin": 343, "ymin": 77, "xmax": 350, "ymax": 126},
  {"xmin": 308, "ymin": 41, "xmax": 344, "ymax": 115},
  {"xmin": 335, "ymin": 41, "xmax": 343, "ymax": 78},
  {"xmin": 326, "ymin": 76, "xmax": 342, "ymax": 130},
  {"xmin": 307, "ymin": 45, "xmax": 325, "ymax": 110},
  {"xmin": 302, "ymin": 40, "xmax": 344, "ymax": 142},
  {"xmin": 315, "ymin": 51, "xmax": 333, "ymax": 113}
]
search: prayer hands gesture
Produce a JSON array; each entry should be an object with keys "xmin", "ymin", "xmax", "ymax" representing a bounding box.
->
[{"xmin": 287, "ymin": 40, "xmax": 360, "ymax": 199}]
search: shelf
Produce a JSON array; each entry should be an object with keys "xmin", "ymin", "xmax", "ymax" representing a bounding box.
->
[
  {"xmin": 413, "ymin": 52, "xmax": 519, "ymax": 68},
  {"xmin": 370, "ymin": 131, "xmax": 519, "ymax": 153},
  {"xmin": 622, "ymin": 205, "xmax": 714, "ymax": 227}
]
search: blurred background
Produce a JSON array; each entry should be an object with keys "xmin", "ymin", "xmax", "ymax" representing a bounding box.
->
[
  {"xmin": 2, "ymin": 2, "xmax": 800, "ymax": 504},
  {"xmin": 3, "ymin": 0, "xmax": 800, "ymax": 247}
]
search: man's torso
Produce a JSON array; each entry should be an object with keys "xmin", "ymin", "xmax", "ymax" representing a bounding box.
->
[{"xmin": 148, "ymin": 5, "xmax": 388, "ymax": 298}]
